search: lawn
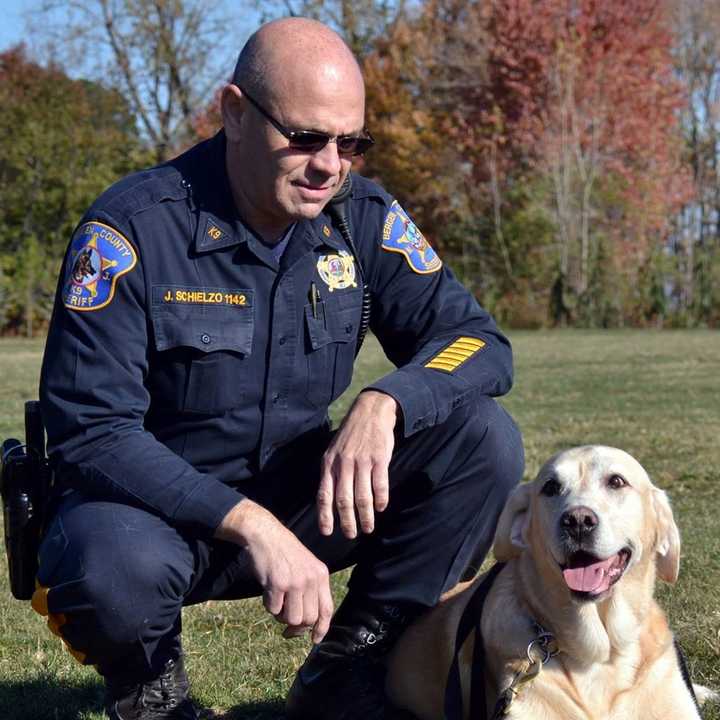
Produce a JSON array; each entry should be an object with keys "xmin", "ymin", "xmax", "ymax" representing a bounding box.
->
[{"xmin": 0, "ymin": 330, "xmax": 718, "ymax": 719}]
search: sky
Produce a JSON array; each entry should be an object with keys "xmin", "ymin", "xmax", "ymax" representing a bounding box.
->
[
  {"xmin": 0, "ymin": 0, "xmax": 30, "ymax": 51},
  {"xmin": 0, "ymin": 0, "xmax": 260, "ymax": 57}
]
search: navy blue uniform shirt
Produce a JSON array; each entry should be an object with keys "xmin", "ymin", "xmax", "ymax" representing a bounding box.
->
[{"xmin": 40, "ymin": 131, "xmax": 513, "ymax": 539}]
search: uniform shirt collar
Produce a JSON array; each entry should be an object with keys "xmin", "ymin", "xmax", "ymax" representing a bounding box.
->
[{"xmin": 181, "ymin": 130, "xmax": 250, "ymax": 254}]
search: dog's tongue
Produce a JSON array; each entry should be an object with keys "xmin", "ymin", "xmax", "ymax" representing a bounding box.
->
[{"xmin": 562, "ymin": 556, "xmax": 616, "ymax": 593}]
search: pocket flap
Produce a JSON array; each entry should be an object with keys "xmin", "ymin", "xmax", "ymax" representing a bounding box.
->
[
  {"xmin": 305, "ymin": 303, "xmax": 359, "ymax": 350},
  {"xmin": 152, "ymin": 311, "xmax": 254, "ymax": 354}
]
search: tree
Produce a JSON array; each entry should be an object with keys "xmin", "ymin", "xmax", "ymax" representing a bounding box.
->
[
  {"xmin": 417, "ymin": 0, "xmax": 689, "ymax": 326},
  {"xmin": 254, "ymin": 0, "xmax": 407, "ymax": 57},
  {"xmin": 39, "ymin": 0, "xmax": 240, "ymax": 161},
  {"xmin": 0, "ymin": 45, "xmax": 146, "ymax": 335},
  {"xmin": 671, "ymin": 0, "xmax": 720, "ymax": 325}
]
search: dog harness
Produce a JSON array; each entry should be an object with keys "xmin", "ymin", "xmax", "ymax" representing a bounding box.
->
[{"xmin": 443, "ymin": 563, "xmax": 699, "ymax": 720}]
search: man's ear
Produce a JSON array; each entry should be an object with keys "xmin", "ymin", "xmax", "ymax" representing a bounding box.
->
[
  {"xmin": 221, "ymin": 84, "xmax": 245, "ymax": 142},
  {"xmin": 652, "ymin": 487, "xmax": 681, "ymax": 584},
  {"xmin": 493, "ymin": 482, "xmax": 532, "ymax": 561}
]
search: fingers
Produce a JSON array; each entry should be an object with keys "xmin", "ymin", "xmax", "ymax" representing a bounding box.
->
[
  {"xmin": 263, "ymin": 588, "xmax": 284, "ymax": 617},
  {"xmin": 284, "ymin": 588, "xmax": 305, "ymax": 629},
  {"xmin": 312, "ymin": 574, "xmax": 334, "ymax": 643},
  {"xmin": 372, "ymin": 460, "xmax": 390, "ymax": 514},
  {"xmin": 355, "ymin": 459, "xmax": 375, "ymax": 534},
  {"xmin": 317, "ymin": 467, "xmax": 335, "ymax": 536},
  {"xmin": 320, "ymin": 452, "xmax": 391, "ymax": 539},
  {"xmin": 276, "ymin": 562, "xmax": 332, "ymax": 643},
  {"xmin": 334, "ymin": 455, "xmax": 358, "ymax": 539}
]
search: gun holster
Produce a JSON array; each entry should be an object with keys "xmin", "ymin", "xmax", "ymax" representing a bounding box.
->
[{"xmin": 0, "ymin": 401, "xmax": 52, "ymax": 600}]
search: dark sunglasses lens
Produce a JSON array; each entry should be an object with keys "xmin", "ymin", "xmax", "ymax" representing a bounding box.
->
[
  {"xmin": 288, "ymin": 132, "xmax": 330, "ymax": 152},
  {"xmin": 336, "ymin": 136, "xmax": 362, "ymax": 155},
  {"xmin": 349, "ymin": 137, "xmax": 374, "ymax": 156}
]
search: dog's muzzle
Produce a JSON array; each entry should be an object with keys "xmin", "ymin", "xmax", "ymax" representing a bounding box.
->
[{"xmin": 560, "ymin": 548, "xmax": 632, "ymax": 599}]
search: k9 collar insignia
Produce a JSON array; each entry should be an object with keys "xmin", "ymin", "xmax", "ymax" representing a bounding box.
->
[
  {"xmin": 317, "ymin": 250, "xmax": 357, "ymax": 292},
  {"xmin": 62, "ymin": 221, "xmax": 137, "ymax": 311}
]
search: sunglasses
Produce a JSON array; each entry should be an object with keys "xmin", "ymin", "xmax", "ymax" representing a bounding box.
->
[{"xmin": 237, "ymin": 85, "xmax": 374, "ymax": 157}]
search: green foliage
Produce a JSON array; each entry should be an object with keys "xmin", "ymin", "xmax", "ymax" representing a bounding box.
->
[{"xmin": 0, "ymin": 46, "xmax": 149, "ymax": 336}]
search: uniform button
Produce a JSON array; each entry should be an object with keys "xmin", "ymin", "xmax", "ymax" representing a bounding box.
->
[
  {"xmin": 279, "ymin": 336, "xmax": 286, "ymax": 345},
  {"xmin": 200, "ymin": 333, "xmax": 211, "ymax": 345},
  {"xmin": 272, "ymin": 393, "xmax": 281, "ymax": 403},
  {"xmin": 345, "ymin": 324, "xmax": 353, "ymax": 334}
]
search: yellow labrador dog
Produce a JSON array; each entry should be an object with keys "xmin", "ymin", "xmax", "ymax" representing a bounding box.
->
[{"xmin": 387, "ymin": 446, "xmax": 715, "ymax": 719}]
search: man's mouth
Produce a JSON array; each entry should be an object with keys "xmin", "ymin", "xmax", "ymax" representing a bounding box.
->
[
  {"xmin": 293, "ymin": 181, "xmax": 334, "ymax": 198},
  {"xmin": 560, "ymin": 548, "xmax": 631, "ymax": 599}
]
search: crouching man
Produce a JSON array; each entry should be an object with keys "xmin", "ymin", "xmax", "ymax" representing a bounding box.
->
[{"xmin": 35, "ymin": 16, "xmax": 523, "ymax": 720}]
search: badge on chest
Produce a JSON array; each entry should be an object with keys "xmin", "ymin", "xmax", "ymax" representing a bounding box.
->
[{"xmin": 316, "ymin": 251, "xmax": 357, "ymax": 292}]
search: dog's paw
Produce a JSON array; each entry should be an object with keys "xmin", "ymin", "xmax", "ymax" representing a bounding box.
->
[{"xmin": 694, "ymin": 683, "xmax": 719, "ymax": 706}]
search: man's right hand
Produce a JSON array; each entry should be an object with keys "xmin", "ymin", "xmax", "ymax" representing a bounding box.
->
[{"xmin": 215, "ymin": 499, "xmax": 333, "ymax": 644}]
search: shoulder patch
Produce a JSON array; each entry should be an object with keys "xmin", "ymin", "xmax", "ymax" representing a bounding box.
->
[
  {"xmin": 381, "ymin": 201, "xmax": 442, "ymax": 274},
  {"xmin": 62, "ymin": 221, "xmax": 137, "ymax": 312}
]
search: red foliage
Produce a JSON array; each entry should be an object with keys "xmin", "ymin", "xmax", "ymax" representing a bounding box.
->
[{"xmin": 457, "ymin": 0, "xmax": 691, "ymax": 224}]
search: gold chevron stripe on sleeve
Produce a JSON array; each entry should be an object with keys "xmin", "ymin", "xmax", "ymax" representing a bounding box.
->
[{"xmin": 424, "ymin": 336, "xmax": 486, "ymax": 372}]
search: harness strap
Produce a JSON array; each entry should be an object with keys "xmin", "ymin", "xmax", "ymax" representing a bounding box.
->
[
  {"xmin": 674, "ymin": 637, "xmax": 700, "ymax": 712},
  {"xmin": 444, "ymin": 562, "xmax": 505, "ymax": 720}
]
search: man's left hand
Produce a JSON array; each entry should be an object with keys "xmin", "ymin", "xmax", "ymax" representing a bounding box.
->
[{"xmin": 317, "ymin": 390, "xmax": 398, "ymax": 539}]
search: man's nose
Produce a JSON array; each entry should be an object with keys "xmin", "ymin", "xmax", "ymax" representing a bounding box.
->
[
  {"xmin": 309, "ymin": 140, "xmax": 343, "ymax": 176},
  {"xmin": 561, "ymin": 506, "xmax": 599, "ymax": 542}
]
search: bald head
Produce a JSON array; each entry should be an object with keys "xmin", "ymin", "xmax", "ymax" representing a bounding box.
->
[
  {"xmin": 222, "ymin": 18, "xmax": 367, "ymax": 242},
  {"xmin": 232, "ymin": 18, "xmax": 364, "ymax": 106}
]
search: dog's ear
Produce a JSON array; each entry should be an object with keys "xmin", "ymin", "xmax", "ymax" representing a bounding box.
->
[
  {"xmin": 493, "ymin": 482, "xmax": 532, "ymax": 561},
  {"xmin": 652, "ymin": 487, "xmax": 680, "ymax": 584}
]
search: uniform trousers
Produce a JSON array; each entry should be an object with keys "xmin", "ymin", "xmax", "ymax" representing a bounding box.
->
[{"xmin": 35, "ymin": 394, "xmax": 523, "ymax": 681}]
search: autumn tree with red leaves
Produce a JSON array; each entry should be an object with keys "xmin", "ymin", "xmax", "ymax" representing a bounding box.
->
[{"xmin": 405, "ymin": 0, "xmax": 690, "ymax": 325}]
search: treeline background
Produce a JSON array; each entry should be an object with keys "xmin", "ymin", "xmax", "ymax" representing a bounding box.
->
[{"xmin": 1, "ymin": 0, "xmax": 719, "ymax": 336}]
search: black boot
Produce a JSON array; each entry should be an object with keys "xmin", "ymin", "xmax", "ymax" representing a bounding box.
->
[
  {"xmin": 285, "ymin": 598, "xmax": 417, "ymax": 720},
  {"xmin": 104, "ymin": 653, "xmax": 198, "ymax": 720}
]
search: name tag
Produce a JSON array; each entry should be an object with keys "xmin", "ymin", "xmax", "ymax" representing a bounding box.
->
[{"xmin": 153, "ymin": 286, "xmax": 252, "ymax": 308}]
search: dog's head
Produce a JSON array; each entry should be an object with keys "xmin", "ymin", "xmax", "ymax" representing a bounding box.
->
[{"xmin": 493, "ymin": 446, "xmax": 680, "ymax": 603}]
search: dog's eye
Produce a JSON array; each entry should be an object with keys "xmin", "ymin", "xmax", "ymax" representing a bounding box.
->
[
  {"xmin": 541, "ymin": 478, "xmax": 561, "ymax": 497},
  {"xmin": 607, "ymin": 474, "xmax": 627, "ymax": 490}
]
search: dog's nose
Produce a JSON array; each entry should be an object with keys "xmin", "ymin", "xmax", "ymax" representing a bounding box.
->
[{"xmin": 561, "ymin": 506, "xmax": 599, "ymax": 541}]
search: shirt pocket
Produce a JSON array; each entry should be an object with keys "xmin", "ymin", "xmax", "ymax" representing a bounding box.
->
[
  {"xmin": 304, "ymin": 289, "xmax": 361, "ymax": 409},
  {"xmin": 149, "ymin": 297, "xmax": 254, "ymax": 414}
]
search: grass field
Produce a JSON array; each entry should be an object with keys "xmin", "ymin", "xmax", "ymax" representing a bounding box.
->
[{"xmin": 0, "ymin": 330, "xmax": 718, "ymax": 719}]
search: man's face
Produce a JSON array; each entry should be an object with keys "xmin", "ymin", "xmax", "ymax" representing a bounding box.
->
[{"xmin": 227, "ymin": 68, "xmax": 365, "ymax": 238}]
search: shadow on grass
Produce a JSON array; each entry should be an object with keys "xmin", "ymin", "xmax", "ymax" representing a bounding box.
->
[
  {"xmin": 200, "ymin": 701, "xmax": 285, "ymax": 719},
  {"xmin": 0, "ymin": 679, "xmax": 285, "ymax": 720},
  {"xmin": 0, "ymin": 676, "xmax": 103, "ymax": 720}
]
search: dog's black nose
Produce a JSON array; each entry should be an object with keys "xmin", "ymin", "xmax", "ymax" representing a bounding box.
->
[{"xmin": 561, "ymin": 506, "xmax": 599, "ymax": 541}]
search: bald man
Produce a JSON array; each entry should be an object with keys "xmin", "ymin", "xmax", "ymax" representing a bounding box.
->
[{"xmin": 36, "ymin": 17, "xmax": 523, "ymax": 720}]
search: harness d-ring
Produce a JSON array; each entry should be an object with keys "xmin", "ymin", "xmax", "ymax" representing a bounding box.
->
[{"xmin": 527, "ymin": 637, "xmax": 553, "ymax": 665}]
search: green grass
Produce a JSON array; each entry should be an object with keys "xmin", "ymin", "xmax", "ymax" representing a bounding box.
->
[{"xmin": 0, "ymin": 330, "xmax": 718, "ymax": 719}]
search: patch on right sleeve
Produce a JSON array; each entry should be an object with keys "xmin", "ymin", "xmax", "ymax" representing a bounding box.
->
[{"xmin": 62, "ymin": 221, "xmax": 137, "ymax": 312}]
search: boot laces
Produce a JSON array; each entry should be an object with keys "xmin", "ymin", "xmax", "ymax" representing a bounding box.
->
[{"xmin": 140, "ymin": 659, "xmax": 180, "ymax": 712}]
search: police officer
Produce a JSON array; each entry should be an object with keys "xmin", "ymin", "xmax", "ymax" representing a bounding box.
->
[{"xmin": 35, "ymin": 17, "xmax": 524, "ymax": 720}]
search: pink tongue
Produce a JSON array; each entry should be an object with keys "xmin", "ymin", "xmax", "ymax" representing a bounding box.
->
[{"xmin": 563, "ymin": 556, "xmax": 616, "ymax": 593}]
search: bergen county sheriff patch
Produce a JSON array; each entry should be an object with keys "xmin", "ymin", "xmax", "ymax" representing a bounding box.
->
[
  {"xmin": 317, "ymin": 250, "xmax": 357, "ymax": 291},
  {"xmin": 62, "ymin": 221, "xmax": 137, "ymax": 312},
  {"xmin": 382, "ymin": 201, "xmax": 442, "ymax": 274}
]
